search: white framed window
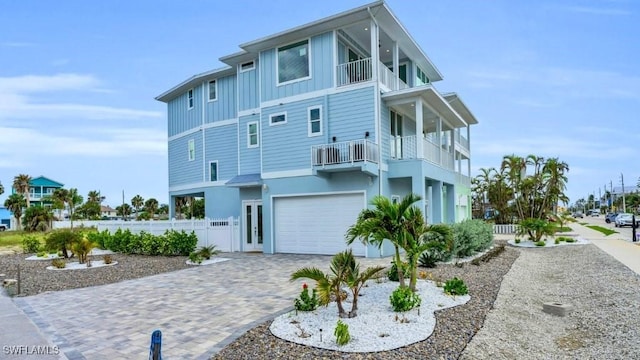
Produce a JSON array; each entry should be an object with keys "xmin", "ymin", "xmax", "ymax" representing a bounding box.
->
[
  {"xmin": 269, "ymin": 112, "xmax": 287, "ymax": 126},
  {"xmin": 209, "ymin": 161, "xmax": 218, "ymax": 182},
  {"xmin": 188, "ymin": 139, "xmax": 195, "ymax": 161},
  {"xmin": 391, "ymin": 195, "xmax": 401, "ymax": 205},
  {"xmin": 307, "ymin": 106, "xmax": 322, "ymax": 137},
  {"xmin": 277, "ymin": 39, "xmax": 310, "ymax": 85},
  {"xmin": 247, "ymin": 121, "xmax": 259, "ymax": 148},
  {"xmin": 416, "ymin": 66, "xmax": 429, "ymax": 86},
  {"xmin": 187, "ymin": 89, "xmax": 194, "ymax": 109},
  {"xmin": 240, "ymin": 61, "xmax": 255, "ymax": 72},
  {"xmin": 208, "ymin": 80, "xmax": 217, "ymax": 101}
]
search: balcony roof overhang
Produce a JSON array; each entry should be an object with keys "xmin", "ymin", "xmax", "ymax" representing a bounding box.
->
[
  {"xmin": 443, "ymin": 93, "xmax": 479, "ymax": 125},
  {"xmin": 381, "ymin": 86, "xmax": 468, "ymax": 128},
  {"xmin": 225, "ymin": 173, "xmax": 262, "ymax": 188},
  {"xmin": 155, "ymin": 66, "xmax": 236, "ymax": 103}
]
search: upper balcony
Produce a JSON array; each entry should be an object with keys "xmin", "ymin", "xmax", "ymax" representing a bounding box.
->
[
  {"xmin": 311, "ymin": 139, "xmax": 379, "ymax": 176},
  {"xmin": 336, "ymin": 58, "xmax": 409, "ymax": 91}
]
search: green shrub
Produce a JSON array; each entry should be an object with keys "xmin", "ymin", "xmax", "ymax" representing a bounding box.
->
[
  {"xmin": 515, "ymin": 238, "xmax": 521, "ymax": 244},
  {"xmin": 387, "ymin": 260, "xmax": 410, "ymax": 282},
  {"xmin": 334, "ymin": 320, "xmax": 351, "ymax": 346},
  {"xmin": 418, "ymin": 249, "xmax": 443, "ymax": 268},
  {"xmin": 22, "ymin": 235, "xmax": 41, "ymax": 254},
  {"xmin": 86, "ymin": 229, "xmax": 111, "ymax": 249},
  {"xmin": 197, "ymin": 245, "xmax": 219, "ymax": 260},
  {"xmin": 189, "ymin": 252, "xmax": 203, "ymax": 264},
  {"xmin": 517, "ymin": 218, "xmax": 555, "ymax": 243},
  {"xmin": 71, "ymin": 238, "xmax": 96, "ymax": 264},
  {"xmin": 443, "ymin": 277, "xmax": 468, "ymax": 296},
  {"xmin": 556, "ymin": 236, "xmax": 572, "ymax": 242},
  {"xmin": 103, "ymin": 254, "xmax": 113, "ymax": 264},
  {"xmin": 36, "ymin": 251, "xmax": 47, "ymax": 257},
  {"xmin": 51, "ymin": 258, "xmax": 66, "ymax": 269},
  {"xmin": 564, "ymin": 237, "xmax": 576, "ymax": 243},
  {"xmin": 450, "ymin": 220, "xmax": 494, "ymax": 258},
  {"xmin": 554, "ymin": 239, "xmax": 560, "ymax": 245},
  {"xmin": 165, "ymin": 230, "xmax": 198, "ymax": 256},
  {"xmin": 293, "ymin": 283, "xmax": 319, "ymax": 311},
  {"xmin": 45, "ymin": 229, "xmax": 82, "ymax": 258},
  {"xmin": 390, "ymin": 286, "xmax": 421, "ymax": 312},
  {"xmin": 98, "ymin": 229, "xmax": 197, "ymax": 256},
  {"xmin": 534, "ymin": 241, "xmax": 546, "ymax": 247}
]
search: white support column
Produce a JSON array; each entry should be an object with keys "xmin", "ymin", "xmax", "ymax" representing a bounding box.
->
[
  {"xmin": 416, "ymin": 98, "xmax": 423, "ymax": 159},
  {"xmin": 393, "ymin": 41, "xmax": 399, "ymax": 90},
  {"xmin": 436, "ymin": 117, "xmax": 442, "ymax": 164},
  {"xmin": 370, "ymin": 19, "xmax": 379, "ymax": 82},
  {"xmin": 467, "ymin": 125, "xmax": 471, "ymax": 177}
]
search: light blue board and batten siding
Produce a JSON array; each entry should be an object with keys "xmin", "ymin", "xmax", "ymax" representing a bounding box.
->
[
  {"xmin": 168, "ymin": 135, "xmax": 202, "ymax": 187},
  {"xmin": 239, "ymin": 114, "xmax": 261, "ymax": 174},
  {"xmin": 261, "ymin": 86, "xmax": 375, "ymax": 173},
  {"xmin": 205, "ymin": 125, "xmax": 238, "ymax": 181},
  {"xmin": 238, "ymin": 64, "xmax": 259, "ymax": 111},
  {"xmin": 206, "ymin": 75, "xmax": 237, "ymax": 123},
  {"xmin": 167, "ymin": 87, "xmax": 203, "ymax": 137},
  {"xmin": 260, "ymin": 32, "xmax": 334, "ymax": 102},
  {"xmin": 380, "ymin": 101, "xmax": 391, "ymax": 162}
]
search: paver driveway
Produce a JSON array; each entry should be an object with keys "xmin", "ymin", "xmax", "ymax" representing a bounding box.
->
[{"xmin": 14, "ymin": 252, "xmax": 391, "ymax": 359}]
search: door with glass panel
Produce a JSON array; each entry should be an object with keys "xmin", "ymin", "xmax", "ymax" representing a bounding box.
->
[
  {"xmin": 390, "ymin": 110, "xmax": 403, "ymax": 158},
  {"xmin": 243, "ymin": 200, "xmax": 263, "ymax": 251}
]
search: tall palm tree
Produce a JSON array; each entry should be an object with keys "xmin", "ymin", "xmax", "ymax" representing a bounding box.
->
[
  {"xmin": 67, "ymin": 188, "xmax": 83, "ymax": 228},
  {"xmin": 87, "ymin": 190, "xmax": 102, "ymax": 203},
  {"xmin": 0, "ymin": 181, "xmax": 4, "ymax": 196},
  {"xmin": 116, "ymin": 203, "xmax": 132, "ymax": 220},
  {"xmin": 346, "ymin": 193, "xmax": 421, "ymax": 288},
  {"xmin": 51, "ymin": 188, "xmax": 69, "ymax": 221},
  {"xmin": 4, "ymin": 193, "xmax": 26, "ymax": 230},
  {"xmin": 131, "ymin": 195, "xmax": 144, "ymax": 220},
  {"xmin": 145, "ymin": 198, "xmax": 159, "ymax": 220},
  {"xmin": 13, "ymin": 174, "xmax": 32, "ymax": 208},
  {"xmin": 500, "ymin": 155, "xmax": 526, "ymax": 220},
  {"xmin": 542, "ymin": 157, "xmax": 569, "ymax": 215}
]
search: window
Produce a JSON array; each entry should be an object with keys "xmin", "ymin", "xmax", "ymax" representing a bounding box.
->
[
  {"xmin": 247, "ymin": 121, "xmax": 259, "ymax": 148},
  {"xmin": 277, "ymin": 39, "xmax": 310, "ymax": 84},
  {"xmin": 391, "ymin": 195, "xmax": 401, "ymax": 204},
  {"xmin": 240, "ymin": 61, "xmax": 255, "ymax": 72},
  {"xmin": 308, "ymin": 106, "xmax": 322, "ymax": 136},
  {"xmin": 209, "ymin": 161, "xmax": 218, "ymax": 182},
  {"xmin": 208, "ymin": 80, "xmax": 217, "ymax": 101},
  {"xmin": 416, "ymin": 66, "xmax": 429, "ymax": 86},
  {"xmin": 269, "ymin": 112, "xmax": 287, "ymax": 126},
  {"xmin": 187, "ymin": 89, "xmax": 194, "ymax": 109},
  {"xmin": 188, "ymin": 139, "xmax": 195, "ymax": 161}
]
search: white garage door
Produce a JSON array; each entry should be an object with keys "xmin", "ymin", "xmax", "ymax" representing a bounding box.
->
[{"xmin": 274, "ymin": 193, "xmax": 367, "ymax": 256}]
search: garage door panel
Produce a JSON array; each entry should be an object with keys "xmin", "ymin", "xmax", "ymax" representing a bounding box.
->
[{"xmin": 274, "ymin": 193, "xmax": 366, "ymax": 256}]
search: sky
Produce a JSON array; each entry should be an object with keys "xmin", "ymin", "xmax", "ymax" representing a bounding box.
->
[{"xmin": 1, "ymin": 0, "xmax": 639, "ymax": 208}]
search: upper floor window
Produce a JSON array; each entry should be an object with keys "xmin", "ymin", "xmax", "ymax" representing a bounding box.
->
[
  {"xmin": 240, "ymin": 61, "xmax": 255, "ymax": 72},
  {"xmin": 277, "ymin": 40, "xmax": 310, "ymax": 84},
  {"xmin": 247, "ymin": 121, "xmax": 259, "ymax": 148},
  {"xmin": 187, "ymin": 89, "xmax": 194, "ymax": 109},
  {"xmin": 308, "ymin": 106, "xmax": 322, "ymax": 137},
  {"xmin": 209, "ymin": 161, "xmax": 218, "ymax": 181},
  {"xmin": 208, "ymin": 80, "xmax": 217, "ymax": 101},
  {"xmin": 270, "ymin": 112, "xmax": 287, "ymax": 126},
  {"xmin": 188, "ymin": 139, "xmax": 195, "ymax": 161},
  {"xmin": 416, "ymin": 66, "xmax": 430, "ymax": 86}
]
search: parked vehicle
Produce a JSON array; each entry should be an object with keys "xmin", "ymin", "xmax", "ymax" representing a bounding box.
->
[
  {"xmin": 572, "ymin": 212, "xmax": 584, "ymax": 218},
  {"xmin": 615, "ymin": 213, "xmax": 636, "ymax": 227},
  {"xmin": 587, "ymin": 210, "xmax": 600, "ymax": 217},
  {"xmin": 0, "ymin": 224, "xmax": 6, "ymax": 231},
  {"xmin": 605, "ymin": 213, "xmax": 619, "ymax": 223}
]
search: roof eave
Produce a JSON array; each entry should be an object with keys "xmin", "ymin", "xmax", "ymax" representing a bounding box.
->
[{"xmin": 155, "ymin": 66, "xmax": 236, "ymax": 103}]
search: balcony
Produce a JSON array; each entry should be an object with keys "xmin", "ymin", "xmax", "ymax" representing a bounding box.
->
[
  {"xmin": 311, "ymin": 139, "xmax": 379, "ymax": 176},
  {"xmin": 336, "ymin": 58, "xmax": 372, "ymax": 87},
  {"xmin": 390, "ymin": 135, "xmax": 454, "ymax": 171}
]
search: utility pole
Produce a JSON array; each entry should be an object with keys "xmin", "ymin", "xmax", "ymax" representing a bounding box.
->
[
  {"xmin": 610, "ymin": 180, "xmax": 614, "ymax": 211},
  {"xmin": 621, "ymin": 173, "xmax": 626, "ymax": 213}
]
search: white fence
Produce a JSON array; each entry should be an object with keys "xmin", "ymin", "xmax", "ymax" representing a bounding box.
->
[
  {"xmin": 493, "ymin": 224, "xmax": 519, "ymax": 234},
  {"xmin": 53, "ymin": 217, "xmax": 240, "ymax": 252}
]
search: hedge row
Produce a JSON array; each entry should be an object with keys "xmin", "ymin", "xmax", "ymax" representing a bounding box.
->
[{"xmin": 87, "ymin": 229, "xmax": 197, "ymax": 256}]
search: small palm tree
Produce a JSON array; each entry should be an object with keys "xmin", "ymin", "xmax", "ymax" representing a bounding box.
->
[
  {"xmin": 4, "ymin": 193, "xmax": 26, "ymax": 230},
  {"xmin": 0, "ymin": 181, "xmax": 4, "ymax": 196},
  {"xmin": 131, "ymin": 195, "xmax": 144, "ymax": 220},
  {"xmin": 145, "ymin": 198, "xmax": 159, "ymax": 219},
  {"xmin": 341, "ymin": 251, "xmax": 385, "ymax": 317},
  {"xmin": 13, "ymin": 174, "xmax": 32, "ymax": 208}
]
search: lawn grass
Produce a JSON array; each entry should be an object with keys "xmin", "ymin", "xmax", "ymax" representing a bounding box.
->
[
  {"xmin": 0, "ymin": 231, "xmax": 46, "ymax": 253},
  {"xmin": 555, "ymin": 226, "xmax": 573, "ymax": 233},
  {"xmin": 586, "ymin": 225, "xmax": 617, "ymax": 236}
]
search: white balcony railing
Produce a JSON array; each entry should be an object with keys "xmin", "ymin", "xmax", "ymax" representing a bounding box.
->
[
  {"xmin": 390, "ymin": 135, "xmax": 455, "ymax": 171},
  {"xmin": 379, "ymin": 62, "xmax": 408, "ymax": 91},
  {"xmin": 336, "ymin": 58, "xmax": 372, "ymax": 87},
  {"xmin": 311, "ymin": 139, "xmax": 379, "ymax": 166}
]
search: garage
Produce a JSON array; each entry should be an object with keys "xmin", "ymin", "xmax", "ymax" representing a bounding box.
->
[{"xmin": 273, "ymin": 193, "xmax": 367, "ymax": 256}]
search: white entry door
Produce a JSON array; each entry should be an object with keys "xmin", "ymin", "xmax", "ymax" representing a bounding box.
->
[{"xmin": 243, "ymin": 200, "xmax": 263, "ymax": 251}]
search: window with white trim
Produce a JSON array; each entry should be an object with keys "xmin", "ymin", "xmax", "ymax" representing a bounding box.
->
[
  {"xmin": 247, "ymin": 121, "xmax": 259, "ymax": 148},
  {"xmin": 416, "ymin": 66, "xmax": 430, "ymax": 86},
  {"xmin": 308, "ymin": 106, "xmax": 322, "ymax": 136},
  {"xmin": 277, "ymin": 40, "xmax": 309, "ymax": 84},
  {"xmin": 269, "ymin": 112, "xmax": 287, "ymax": 126},
  {"xmin": 240, "ymin": 61, "xmax": 255, "ymax": 72},
  {"xmin": 391, "ymin": 195, "xmax": 401, "ymax": 204},
  {"xmin": 209, "ymin": 161, "xmax": 218, "ymax": 182},
  {"xmin": 188, "ymin": 139, "xmax": 195, "ymax": 161},
  {"xmin": 208, "ymin": 80, "xmax": 217, "ymax": 101},
  {"xmin": 187, "ymin": 89, "xmax": 194, "ymax": 109}
]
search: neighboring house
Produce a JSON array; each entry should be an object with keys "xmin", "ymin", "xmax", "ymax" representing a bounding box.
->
[
  {"xmin": 0, "ymin": 207, "xmax": 12, "ymax": 229},
  {"xmin": 101, "ymin": 205, "xmax": 118, "ymax": 220},
  {"xmin": 156, "ymin": 1, "xmax": 478, "ymax": 257},
  {"xmin": 11, "ymin": 176, "xmax": 64, "ymax": 208}
]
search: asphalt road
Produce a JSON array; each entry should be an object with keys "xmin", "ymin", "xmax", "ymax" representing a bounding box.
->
[{"xmin": 579, "ymin": 214, "xmax": 640, "ymax": 242}]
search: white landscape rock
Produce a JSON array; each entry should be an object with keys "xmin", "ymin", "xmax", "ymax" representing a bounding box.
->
[
  {"xmin": 269, "ymin": 279, "xmax": 470, "ymax": 352},
  {"xmin": 26, "ymin": 248, "xmax": 115, "ymax": 261},
  {"xmin": 46, "ymin": 260, "xmax": 118, "ymax": 271},
  {"xmin": 507, "ymin": 237, "xmax": 589, "ymax": 248},
  {"xmin": 186, "ymin": 257, "xmax": 230, "ymax": 266}
]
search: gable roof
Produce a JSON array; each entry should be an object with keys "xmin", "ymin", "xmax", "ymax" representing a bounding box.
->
[{"xmin": 30, "ymin": 176, "xmax": 64, "ymax": 188}]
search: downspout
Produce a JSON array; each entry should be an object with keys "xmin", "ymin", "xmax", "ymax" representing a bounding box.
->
[
  {"xmin": 368, "ymin": 7, "xmax": 382, "ymax": 199},
  {"xmin": 202, "ymin": 81, "xmax": 206, "ymax": 183}
]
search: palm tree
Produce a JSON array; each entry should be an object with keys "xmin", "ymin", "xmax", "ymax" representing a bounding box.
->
[
  {"xmin": 0, "ymin": 181, "xmax": 4, "ymax": 196},
  {"xmin": 13, "ymin": 174, "xmax": 32, "ymax": 208},
  {"xmin": 4, "ymin": 193, "xmax": 26, "ymax": 230},
  {"xmin": 51, "ymin": 188, "xmax": 69, "ymax": 221},
  {"xmin": 116, "ymin": 203, "xmax": 132, "ymax": 220},
  {"xmin": 23, "ymin": 206, "xmax": 54, "ymax": 232},
  {"xmin": 87, "ymin": 190, "xmax": 102, "ymax": 204},
  {"xmin": 542, "ymin": 158, "xmax": 569, "ymax": 215},
  {"xmin": 346, "ymin": 193, "xmax": 422, "ymax": 288},
  {"xmin": 67, "ymin": 188, "xmax": 83, "ymax": 227},
  {"xmin": 131, "ymin": 195, "xmax": 144, "ymax": 219},
  {"xmin": 341, "ymin": 250, "xmax": 385, "ymax": 317},
  {"xmin": 145, "ymin": 198, "xmax": 159, "ymax": 220}
]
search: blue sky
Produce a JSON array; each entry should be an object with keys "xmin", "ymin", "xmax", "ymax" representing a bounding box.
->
[{"xmin": 1, "ymin": 0, "xmax": 638, "ymax": 208}]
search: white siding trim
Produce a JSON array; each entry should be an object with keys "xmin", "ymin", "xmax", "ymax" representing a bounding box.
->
[
  {"xmin": 202, "ymin": 118, "xmax": 238, "ymax": 129},
  {"xmin": 247, "ymin": 121, "xmax": 259, "ymax": 148},
  {"xmin": 260, "ymin": 83, "xmax": 373, "ymax": 109},
  {"xmin": 169, "ymin": 180, "xmax": 227, "ymax": 192},
  {"xmin": 269, "ymin": 111, "xmax": 287, "ymax": 126},
  {"xmin": 307, "ymin": 105, "xmax": 323, "ymax": 137},
  {"xmin": 238, "ymin": 108, "xmax": 260, "ymax": 117},
  {"xmin": 261, "ymin": 169, "xmax": 313, "ymax": 179}
]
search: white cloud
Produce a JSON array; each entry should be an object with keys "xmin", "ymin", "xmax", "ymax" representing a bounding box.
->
[
  {"xmin": 0, "ymin": 73, "xmax": 100, "ymax": 93},
  {"xmin": 564, "ymin": 6, "xmax": 631, "ymax": 16}
]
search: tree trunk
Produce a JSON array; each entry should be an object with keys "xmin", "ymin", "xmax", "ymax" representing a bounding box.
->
[
  {"xmin": 348, "ymin": 288, "xmax": 359, "ymax": 318},
  {"xmin": 394, "ymin": 246, "xmax": 406, "ymax": 288}
]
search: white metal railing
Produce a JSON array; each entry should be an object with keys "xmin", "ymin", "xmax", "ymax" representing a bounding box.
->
[
  {"xmin": 493, "ymin": 224, "xmax": 519, "ymax": 234},
  {"xmin": 389, "ymin": 135, "xmax": 457, "ymax": 171},
  {"xmin": 423, "ymin": 137, "xmax": 440, "ymax": 164},
  {"xmin": 337, "ymin": 58, "xmax": 372, "ymax": 87},
  {"xmin": 379, "ymin": 62, "xmax": 408, "ymax": 91},
  {"xmin": 311, "ymin": 139, "xmax": 378, "ymax": 166}
]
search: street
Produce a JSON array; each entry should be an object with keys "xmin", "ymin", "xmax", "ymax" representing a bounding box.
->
[{"xmin": 579, "ymin": 214, "xmax": 640, "ymax": 242}]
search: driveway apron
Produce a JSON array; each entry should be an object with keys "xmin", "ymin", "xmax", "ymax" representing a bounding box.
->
[{"xmin": 14, "ymin": 253, "xmax": 391, "ymax": 359}]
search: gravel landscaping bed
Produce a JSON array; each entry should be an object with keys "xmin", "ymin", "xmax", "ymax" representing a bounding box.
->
[
  {"xmin": 212, "ymin": 243, "xmax": 519, "ymax": 360},
  {"xmin": 0, "ymin": 253, "xmax": 190, "ymax": 296}
]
